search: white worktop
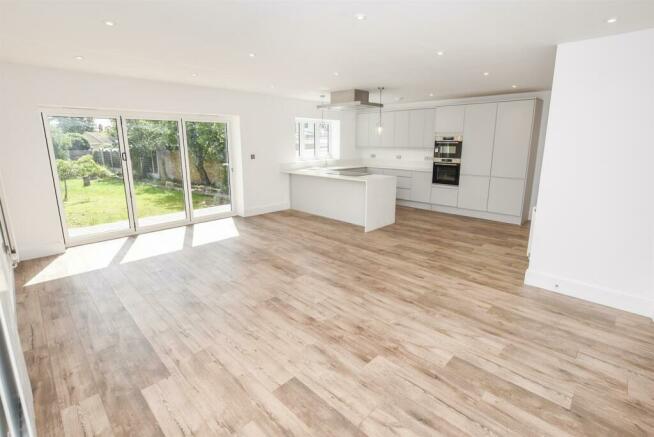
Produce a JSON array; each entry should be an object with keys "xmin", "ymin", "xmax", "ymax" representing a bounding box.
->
[
  {"xmin": 284, "ymin": 167, "xmax": 394, "ymax": 183},
  {"xmin": 281, "ymin": 160, "xmax": 432, "ymax": 174}
]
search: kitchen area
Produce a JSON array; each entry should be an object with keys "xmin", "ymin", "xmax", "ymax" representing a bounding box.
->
[{"xmin": 285, "ymin": 89, "xmax": 543, "ymax": 231}]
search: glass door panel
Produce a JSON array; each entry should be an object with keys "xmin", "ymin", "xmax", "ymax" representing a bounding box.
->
[
  {"xmin": 46, "ymin": 116, "xmax": 131, "ymax": 240},
  {"xmin": 124, "ymin": 119, "xmax": 188, "ymax": 227},
  {"xmin": 184, "ymin": 121, "xmax": 232, "ymax": 217}
]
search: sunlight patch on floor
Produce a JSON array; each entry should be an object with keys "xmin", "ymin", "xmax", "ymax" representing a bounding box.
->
[
  {"xmin": 25, "ymin": 237, "xmax": 127, "ymax": 286},
  {"xmin": 120, "ymin": 227, "xmax": 186, "ymax": 264},
  {"xmin": 191, "ymin": 218, "xmax": 239, "ymax": 247},
  {"xmin": 24, "ymin": 217, "xmax": 240, "ymax": 285}
]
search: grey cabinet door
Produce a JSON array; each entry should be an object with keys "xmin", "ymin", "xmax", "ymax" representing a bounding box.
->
[
  {"xmin": 457, "ymin": 175, "xmax": 490, "ymax": 211},
  {"xmin": 381, "ymin": 112, "xmax": 396, "ymax": 147},
  {"xmin": 491, "ymin": 100, "xmax": 535, "ymax": 178},
  {"xmin": 408, "ymin": 110, "xmax": 424, "ymax": 148},
  {"xmin": 394, "ymin": 111, "xmax": 409, "ymax": 148},
  {"xmin": 410, "ymin": 171, "xmax": 432, "ymax": 203},
  {"xmin": 487, "ymin": 177, "xmax": 525, "ymax": 216},
  {"xmin": 423, "ymin": 108, "xmax": 435, "ymax": 147},
  {"xmin": 435, "ymin": 105, "xmax": 465, "ymax": 132},
  {"xmin": 461, "ymin": 103, "xmax": 497, "ymax": 176}
]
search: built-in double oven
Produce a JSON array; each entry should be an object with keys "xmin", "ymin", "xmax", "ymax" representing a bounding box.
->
[{"xmin": 433, "ymin": 134, "xmax": 463, "ymax": 185}]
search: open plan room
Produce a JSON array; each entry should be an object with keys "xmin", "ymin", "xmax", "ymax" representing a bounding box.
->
[{"xmin": 0, "ymin": 1, "xmax": 653, "ymax": 436}]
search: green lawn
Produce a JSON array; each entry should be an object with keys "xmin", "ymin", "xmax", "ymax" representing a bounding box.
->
[{"xmin": 61, "ymin": 177, "xmax": 220, "ymax": 228}]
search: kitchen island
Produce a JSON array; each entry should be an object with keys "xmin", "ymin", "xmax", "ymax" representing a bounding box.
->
[{"xmin": 286, "ymin": 167, "xmax": 396, "ymax": 232}]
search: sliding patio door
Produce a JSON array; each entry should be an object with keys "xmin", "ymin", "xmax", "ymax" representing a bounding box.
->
[
  {"xmin": 44, "ymin": 114, "xmax": 134, "ymax": 243},
  {"xmin": 44, "ymin": 111, "xmax": 234, "ymax": 246},
  {"xmin": 183, "ymin": 120, "xmax": 232, "ymax": 217},
  {"xmin": 123, "ymin": 118, "xmax": 189, "ymax": 228}
]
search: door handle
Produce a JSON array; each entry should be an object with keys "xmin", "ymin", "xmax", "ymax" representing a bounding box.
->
[{"xmin": 121, "ymin": 152, "xmax": 127, "ymax": 162}]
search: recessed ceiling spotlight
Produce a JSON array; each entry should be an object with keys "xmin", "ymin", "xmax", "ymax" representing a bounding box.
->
[
  {"xmin": 333, "ymin": 71, "xmax": 340, "ymax": 76},
  {"xmin": 74, "ymin": 56, "xmax": 84, "ymax": 60},
  {"xmin": 436, "ymin": 51, "xmax": 445, "ymax": 56},
  {"xmin": 191, "ymin": 73, "xmax": 198, "ymax": 77},
  {"xmin": 606, "ymin": 17, "xmax": 617, "ymax": 24},
  {"xmin": 104, "ymin": 20, "xmax": 115, "ymax": 26},
  {"xmin": 355, "ymin": 13, "xmax": 367, "ymax": 21},
  {"xmin": 429, "ymin": 92, "xmax": 434, "ymax": 97},
  {"xmin": 248, "ymin": 53, "xmax": 255, "ymax": 58},
  {"xmin": 511, "ymin": 84, "xmax": 518, "ymax": 89},
  {"xmin": 483, "ymin": 72, "xmax": 490, "ymax": 76}
]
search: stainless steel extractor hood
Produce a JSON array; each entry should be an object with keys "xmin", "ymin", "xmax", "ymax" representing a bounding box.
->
[{"xmin": 317, "ymin": 89, "xmax": 383, "ymax": 111}]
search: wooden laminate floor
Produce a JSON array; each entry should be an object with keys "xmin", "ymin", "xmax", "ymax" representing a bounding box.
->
[{"xmin": 16, "ymin": 207, "xmax": 654, "ymax": 436}]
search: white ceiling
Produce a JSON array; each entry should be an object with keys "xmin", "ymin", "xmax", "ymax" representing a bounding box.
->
[{"xmin": 1, "ymin": 1, "xmax": 654, "ymax": 103}]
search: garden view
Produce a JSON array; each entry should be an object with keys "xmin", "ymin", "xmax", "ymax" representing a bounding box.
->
[{"xmin": 49, "ymin": 116, "xmax": 230, "ymax": 235}]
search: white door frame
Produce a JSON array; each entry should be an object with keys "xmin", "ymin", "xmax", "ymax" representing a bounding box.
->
[{"xmin": 41, "ymin": 108, "xmax": 237, "ymax": 248}]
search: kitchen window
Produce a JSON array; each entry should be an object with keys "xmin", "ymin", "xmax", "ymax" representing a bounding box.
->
[{"xmin": 295, "ymin": 118, "xmax": 339, "ymax": 160}]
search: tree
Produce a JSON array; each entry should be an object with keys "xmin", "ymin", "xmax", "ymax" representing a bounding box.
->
[
  {"xmin": 51, "ymin": 130, "xmax": 91, "ymax": 159},
  {"xmin": 56, "ymin": 159, "xmax": 79, "ymax": 201},
  {"xmin": 76, "ymin": 155, "xmax": 112, "ymax": 186},
  {"xmin": 124, "ymin": 120, "xmax": 179, "ymax": 179},
  {"xmin": 185, "ymin": 122, "xmax": 226, "ymax": 187},
  {"xmin": 55, "ymin": 117, "xmax": 95, "ymax": 134}
]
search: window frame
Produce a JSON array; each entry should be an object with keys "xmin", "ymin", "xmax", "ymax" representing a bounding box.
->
[{"xmin": 295, "ymin": 117, "xmax": 337, "ymax": 160}]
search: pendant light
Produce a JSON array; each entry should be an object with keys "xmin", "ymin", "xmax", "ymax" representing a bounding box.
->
[{"xmin": 377, "ymin": 87, "xmax": 384, "ymax": 135}]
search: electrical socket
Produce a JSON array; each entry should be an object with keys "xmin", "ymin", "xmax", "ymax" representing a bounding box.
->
[
  {"xmin": 395, "ymin": 155, "xmax": 402, "ymax": 160},
  {"xmin": 370, "ymin": 153, "xmax": 376, "ymax": 158}
]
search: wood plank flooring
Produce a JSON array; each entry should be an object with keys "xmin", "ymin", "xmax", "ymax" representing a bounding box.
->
[{"xmin": 15, "ymin": 207, "xmax": 654, "ymax": 436}]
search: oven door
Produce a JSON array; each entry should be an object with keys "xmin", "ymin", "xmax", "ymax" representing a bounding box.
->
[{"xmin": 432, "ymin": 163, "xmax": 460, "ymax": 185}]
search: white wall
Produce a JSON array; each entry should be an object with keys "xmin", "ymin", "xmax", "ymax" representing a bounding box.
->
[
  {"xmin": 355, "ymin": 91, "xmax": 551, "ymax": 213},
  {"xmin": 0, "ymin": 62, "xmax": 355, "ymax": 260},
  {"xmin": 526, "ymin": 29, "xmax": 654, "ymax": 318}
]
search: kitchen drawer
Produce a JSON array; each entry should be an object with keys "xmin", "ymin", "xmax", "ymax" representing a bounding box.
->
[
  {"xmin": 384, "ymin": 168, "xmax": 413, "ymax": 178},
  {"xmin": 367, "ymin": 167, "xmax": 386, "ymax": 175},
  {"xmin": 396, "ymin": 176, "xmax": 412, "ymax": 189},
  {"xmin": 430, "ymin": 185, "xmax": 458, "ymax": 207},
  {"xmin": 396, "ymin": 187, "xmax": 411, "ymax": 200}
]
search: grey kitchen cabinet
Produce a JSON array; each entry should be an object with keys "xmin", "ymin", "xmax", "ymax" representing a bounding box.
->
[
  {"xmin": 380, "ymin": 112, "xmax": 396, "ymax": 147},
  {"xmin": 491, "ymin": 100, "xmax": 536, "ymax": 179},
  {"xmin": 396, "ymin": 187, "xmax": 411, "ymax": 200},
  {"xmin": 435, "ymin": 105, "xmax": 465, "ymax": 133},
  {"xmin": 457, "ymin": 175, "xmax": 490, "ymax": 211},
  {"xmin": 487, "ymin": 177, "xmax": 525, "ymax": 216},
  {"xmin": 408, "ymin": 109, "xmax": 436, "ymax": 148},
  {"xmin": 393, "ymin": 110, "xmax": 410, "ymax": 148},
  {"xmin": 410, "ymin": 171, "xmax": 432, "ymax": 203},
  {"xmin": 356, "ymin": 112, "xmax": 369, "ymax": 147},
  {"xmin": 423, "ymin": 108, "xmax": 435, "ymax": 147},
  {"xmin": 430, "ymin": 185, "xmax": 458, "ymax": 207},
  {"xmin": 461, "ymin": 103, "xmax": 497, "ymax": 176}
]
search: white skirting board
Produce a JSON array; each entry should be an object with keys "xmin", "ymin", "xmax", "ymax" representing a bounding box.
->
[{"xmin": 525, "ymin": 269, "xmax": 654, "ymax": 320}]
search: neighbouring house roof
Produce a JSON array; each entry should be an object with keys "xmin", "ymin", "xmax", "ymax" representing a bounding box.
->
[{"xmin": 83, "ymin": 132, "xmax": 115, "ymax": 149}]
